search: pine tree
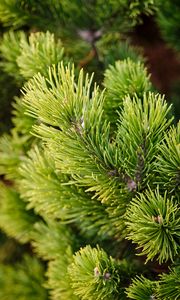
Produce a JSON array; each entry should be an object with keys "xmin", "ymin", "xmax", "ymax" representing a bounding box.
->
[{"xmin": 0, "ymin": 1, "xmax": 179, "ymax": 299}]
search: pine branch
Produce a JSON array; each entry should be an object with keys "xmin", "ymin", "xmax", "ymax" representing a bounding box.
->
[
  {"xmin": 0, "ymin": 131, "xmax": 32, "ymax": 180},
  {"xmin": 0, "ymin": 2, "xmax": 179, "ymax": 299},
  {"xmin": 155, "ymin": 122, "xmax": 180, "ymax": 199},
  {"xmin": 0, "ymin": 30, "xmax": 25, "ymax": 82},
  {"xmin": 21, "ymin": 64, "xmax": 176, "ymax": 244},
  {"xmin": 126, "ymin": 275, "xmax": 157, "ymax": 300},
  {"xmin": 116, "ymin": 93, "xmax": 173, "ymax": 189},
  {"xmin": 22, "ymin": 64, "xmax": 132, "ymax": 239},
  {"xmin": 19, "ymin": 146, "xmax": 120, "ymax": 239},
  {"xmin": 46, "ymin": 253, "xmax": 78, "ymax": 300},
  {"xmin": 18, "ymin": 31, "xmax": 65, "ymax": 79},
  {"xmin": 32, "ymin": 220, "xmax": 77, "ymax": 261},
  {"xmin": 31, "ymin": 219, "xmax": 78, "ymax": 299},
  {"xmin": 0, "ymin": 31, "xmax": 65, "ymax": 81},
  {"xmin": 0, "ymin": 134, "xmax": 20, "ymax": 179},
  {"xmin": 0, "ymin": 255, "xmax": 47, "ymax": 300},
  {"xmin": 68, "ymin": 245, "xmax": 135, "ymax": 300},
  {"xmin": 104, "ymin": 59, "xmax": 152, "ymax": 123},
  {"xmin": 0, "ymin": 184, "xmax": 37, "ymax": 243},
  {"xmin": 157, "ymin": 266, "xmax": 180, "ymax": 299},
  {"xmin": 12, "ymin": 96, "xmax": 36, "ymax": 135},
  {"xmin": 126, "ymin": 188, "xmax": 180, "ymax": 263}
]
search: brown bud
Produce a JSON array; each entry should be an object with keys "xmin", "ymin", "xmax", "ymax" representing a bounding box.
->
[
  {"xmin": 152, "ymin": 215, "xmax": 163, "ymax": 224},
  {"xmin": 94, "ymin": 267, "xmax": 100, "ymax": 277}
]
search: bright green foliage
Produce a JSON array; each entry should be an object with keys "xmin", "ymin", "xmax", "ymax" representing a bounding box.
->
[
  {"xmin": 12, "ymin": 96, "xmax": 36, "ymax": 135},
  {"xmin": 22, "ymin": 65, "xmax": 114, "ymax": 192},
  {"xmin": 19, "ymin": 146, "xmax": 117, "ymax": 239},
  {"xmin": 17, "ymin": 31, "xmax": 65, "ymax": 79},
  {"xmin": 22, "ymin": 63, "xmax": 96, "ymax": 130},
  {"xmin": 20, "ymin": 63, "xmax": 178, "ymax": 246},
  {"xmin": 126, "ymin": 275, "xmax": 157, "ymax": 299},
  {"xmin": 157, "ymin": 266, "xmax": 180, "ymax": 300},
  {"xmin": 0, "ymin": 184, "xmax": 37, "ymax": 243},
  {"xmin": 19, "ymin": 146, "xmax": 83, "ymax": 220},
  {"xmin": 32, "ymin": 221, "xmax": 78, "ymax": 300},
  {"xmin": 126, "ymin": 189, "xmax": 180, "ymax": 263},
  {"xmin": 0, "ymin": 60, "xmax": 178, "ymax": 299},
  {"xmin": 0, "ymin": 31, "xmax": 65, "ymax": 81},
  {"xmin": 0, "ymin": 4, "xmax": 179, "ymax": 297},
  {"xmin": 0, "ymin": 255, "xmax": 48, "ymax": 300},
  {"xmin": 21, "ymin": 64, "xmax": 134, "ymax": 235},
  {"xmin": 32, "ymin": 220, "xmax": 76, "ymax": 260},
  {"xmin": 22, "ymin": 63, "xmax": 153, "ymax": 195},
  {"xmin": 46, "ymin": 252, "xmax": 77, "ymax": 300},
  {"xmin": 31, "ymin": 220, "xmax": 77, "ymax": 300},
  {"xmin": 155, "ymin": 122, "xmax": 180, "ymax": 199},
  {"xmin": 104, "ymin": 59, "xmax": 151, "ymax": 100},
  {"xmin": 104, "ymin": 59, "xmax": 152, "ymax": 122},
  {"xmin": 0, "ymin": 0, "xmax": 158, "ymax": 134},
  {"xmin": 0, "ymin": 30, "xmax": 25, "ymax": 81},
  {"xmin": 116, "ymin": 93, "xmax": 172, "ymax": 187},
  {"xmin": 0, "ymin": 131, "xmax": 32, "ymax": 180},
  {"xmin": 69, "ymin": 245, "xmax": 129, "ymax": 300}
]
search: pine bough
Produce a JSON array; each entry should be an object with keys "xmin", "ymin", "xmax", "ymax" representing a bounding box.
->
[{"xmin": 0, "ymin": 31, "xmax": 179, "ymax": 300}]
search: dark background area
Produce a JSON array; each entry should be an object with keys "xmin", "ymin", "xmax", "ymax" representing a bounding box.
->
[{"xmin": 131, "ymin": 15, "xmax": 180, "ymax": 121}]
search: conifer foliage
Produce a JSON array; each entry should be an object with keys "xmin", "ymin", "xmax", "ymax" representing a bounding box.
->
[{"xmin": 0, "ymin": 1, "xmax": 179, "ymax": 299}]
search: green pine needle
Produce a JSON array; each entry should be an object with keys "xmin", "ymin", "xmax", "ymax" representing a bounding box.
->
[
  {"xmin": 126, "ymin": 275, "xmax": 157, "ymax": 300},
  {"xmin": 0, "ymin": 30, "xmax": 65, "ymax": 81},
  {"xmin": 0, "ymin": 184, "xmax": 37, "ymax": 243},
  {"xmin": 155, "ymin": 122, "xmax": 180, "ymax": 198},
  {"xmin": 69, "ymin": 245, "xmax": 122, "ymax": 300},
  {"xmin": 157, "ymin": 266, "xmax": 180, "ymax": 300},
  {"xmin": 104, "ymin": 59, "xmax": 152, "ymax": 122},
  {"xmin": 0, "ymin": 255, "xmax": 47, "ymax": 300},
  {"xmin": 126, "ymin": 189, "xmax": 180, "ymax": 263}
]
